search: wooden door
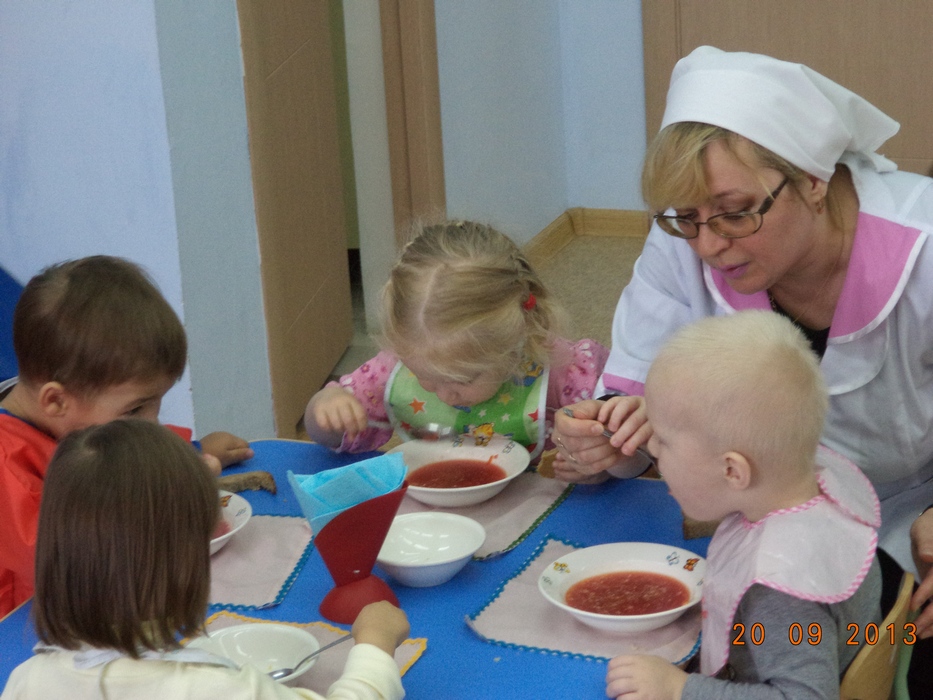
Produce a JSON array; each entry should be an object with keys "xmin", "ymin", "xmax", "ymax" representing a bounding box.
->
[
  {"xmin": 236, "ymin": 0, "xmax": 353, "ymax": 435},
  {"xmin": 380, "ymin": 0, "xmax": 446, "ymax": 241},
  {"xmin": 643, "ymin": 0, "xmax": 933, "ymax": 176}
]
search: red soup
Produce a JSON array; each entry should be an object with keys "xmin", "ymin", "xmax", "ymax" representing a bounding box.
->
[
  {"xmin": 213, "ymin": 518, "xmax": 232, "ymax": 539},
  {"xmin": 409, "ymin": 459, "xmax": 507, "ymax": 489},
  {"xmin": 565, "ymin": 571, "xmax": 690, "ymax": 616}
]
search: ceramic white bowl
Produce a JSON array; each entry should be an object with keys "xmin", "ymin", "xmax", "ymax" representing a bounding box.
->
[
  {"xmin": 538, "ymin": 542, "xmax": 705, "ymax": 633},
  {"xmin": 210, "ymin": 490, "xmax": 252, "ymax": 555},
  {"xmin": 186, "ymin": 622, "xmax": 321, "ymax": 683},
  {"xmin": 377, "ymin": 512, "xmax": 486, "ymax": 587},
  {"xmin": 388, "ymin": 434, "xmax": 529, "ymax": 507}
]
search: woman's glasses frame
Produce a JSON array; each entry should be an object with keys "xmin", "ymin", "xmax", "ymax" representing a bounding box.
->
[{"xmin": 653, "ymin": 177, "xmax": 790, "ymax": 240}]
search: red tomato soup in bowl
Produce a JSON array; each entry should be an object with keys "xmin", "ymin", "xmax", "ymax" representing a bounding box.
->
[
  {"xmin": 538, "ymin": 542, "xmax": 705, "ymax": 633},
  {"xmin": 388, "ymin": 435, "xmax": 530, "ymax": 507},
  {"xmin": 565, "ymin": 571, "xmax": 690, "ymax": 616},
  {"xmin": 407, "ymin": 459, "xmax": 507, "ymax": 489}
]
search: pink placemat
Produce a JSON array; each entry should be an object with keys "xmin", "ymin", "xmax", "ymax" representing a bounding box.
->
[
  {"xmin": 467, "ymin": 537, "xmax": 701, "ymax": 663},
  {"xmin": 210, "ymin": 515, "xmax": 312, "ymax": 609},
  {"xmin": 201, "ymin": 611, "xmax": 426, "ymax": 693},
  {"xmin": 397, "ymin": 471, "xmax": 573, "ymax": 558}
]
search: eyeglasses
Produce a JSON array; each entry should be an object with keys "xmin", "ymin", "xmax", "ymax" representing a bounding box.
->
[{"xmin": 653, "ymin": 177, "xmax": 790, "ymax": 240}]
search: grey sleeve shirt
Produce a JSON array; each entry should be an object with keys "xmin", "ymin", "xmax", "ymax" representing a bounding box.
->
[{"xmin": 681, "ymin": 558, "xmax": 882, "ymax": 700}]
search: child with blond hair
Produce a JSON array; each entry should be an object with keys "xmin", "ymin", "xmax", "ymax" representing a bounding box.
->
[
  {"xmin": 0, "ymin": 255, "xmax": 253, "ymax": 616},
  {"xmin": 0, "ymin": 420, "xmax": 408, "ymax": 700},
  {"xmin": 605, "ymin": 311, "xmax": 881, "ymax": 699},
  {"xmin": 304, "ymin": 220, "xmax": 631, "ymax": 466}
]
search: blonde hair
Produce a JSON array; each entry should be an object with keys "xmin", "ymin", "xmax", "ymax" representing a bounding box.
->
[
  {"xmin": 642, "ymin": 122, "xmax": 845, "ymax": 231},
  {"xmin": 380, "ymin": 220, "xmax": 560, "ymax": 382},
  {"xmin": 647, "ymin": 311, "xmax": 827, "ymax": 469}
]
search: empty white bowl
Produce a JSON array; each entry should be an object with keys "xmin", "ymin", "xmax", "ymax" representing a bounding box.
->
[
  {"xmin": 377, "ymin": 512, "xmax": 486, "ymax": 587},
  {"xmin": 210, "ymin": 490, "xmax": 252, "ymax": 555},
  {"xmin": 186, "ymin": 622, "xmax": 320, "ymax": 683},
  {"xmin": 538, "ymin": 542, "xmax": 705, "ymax": 633},
  {"xmin": 388, "ymin": 434, "xmax": 529, "ymax": 507}
]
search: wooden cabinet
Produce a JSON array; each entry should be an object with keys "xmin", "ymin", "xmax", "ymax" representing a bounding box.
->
[{"xmin": 643, "ymin": 0, "xmax": 933, "ymax": 176}]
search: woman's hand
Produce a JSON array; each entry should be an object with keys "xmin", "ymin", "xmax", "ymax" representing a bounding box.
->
[
  {"xmin": 910, "ymin": 508, "xmax": 933, "ymax": 637},
  {"xmin": 199, "ymin": 431, "xmax": 254, "ymax": 469},
  {"xmin": 304, "ymin": 386, "xmax": 369, "ymax": 448},
  {"xmin": 552, "ymin": 400, "xmax": 616, "ymax": 482},
  {"xmin": 551, "ymin": 398, "xmax": 652, "ymax": 483},
  {"xmin": 605, "ymin": 654, "xmax": 687, "ymax": 700}
]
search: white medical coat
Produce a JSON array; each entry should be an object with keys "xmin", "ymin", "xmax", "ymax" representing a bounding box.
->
[{"xmin": 599, "ymin": 154, "xmax": 933, "ymax": 571}]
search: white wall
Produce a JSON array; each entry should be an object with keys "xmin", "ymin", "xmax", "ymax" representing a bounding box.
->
[
  {"xmin": 0, "ymin": 0, "xmax": 193, "ymax": 426},
  {"xmin": 435, "ymin": 0, "xmax": 568, "ymax": 244},
  {"xmin": 153, "ymin": 0, "xmax": 274, "ymax": 439},
  {"xmin": 342, "ymin": 0, "xmax": 397, "ymax": 333},
  {"xmin": 0, "ymin": 0, "xmax": 274, "ymax": 439},
  {"xmin": 559, "ymin": 0, "xmax": 646, "ymax": 210},
  {"xmin": 435, "ymin": 0, "xmax": 647, "ymax": 244}
]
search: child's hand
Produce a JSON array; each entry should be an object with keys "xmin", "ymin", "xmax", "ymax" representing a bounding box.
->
[
  {"xmin": 605, "ymin": 654, "xmax": 687, "ymax": 700},
  {"xmin": 351, "ymin": 601, "xmax": 410, "ymax": 656},
  {"xmin": 199, "ymin": 431, "xmax": 254, "ymax": 469},
  {"xmin": 304, "ymin": 387, "xmax": 370, "ymax": 448},
  {"xmin": 598, "ymin": 396, "xmax": 652, "ymax": 458},
  {"xmin": 202, "ymin": 453, "xmax": 223, "ymax": 477}
]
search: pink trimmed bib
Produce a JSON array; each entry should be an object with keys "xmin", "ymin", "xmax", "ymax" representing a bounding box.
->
[{"xmin": 701, "ymin": 446, "xmax": 880, "ymax": 675}]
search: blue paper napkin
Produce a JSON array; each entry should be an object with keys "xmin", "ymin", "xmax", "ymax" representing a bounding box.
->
[{"xmin": 287, "ymin": 452, "xmax": 407, "ymax": 535}]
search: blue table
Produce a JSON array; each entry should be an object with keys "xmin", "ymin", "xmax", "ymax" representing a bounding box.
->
[{"xmin": 0, "ymin": 439, "xmax": 709, "ymax": 698}]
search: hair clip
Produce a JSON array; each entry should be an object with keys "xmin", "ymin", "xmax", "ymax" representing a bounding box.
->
[{"xmin": 522, "ymin": 293, "xmax": 537, "ymax": 311}]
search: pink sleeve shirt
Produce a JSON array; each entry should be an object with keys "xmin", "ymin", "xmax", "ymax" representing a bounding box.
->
[{"xmin": 331, "ymin": 338, "xmax": 609, "ymax": 453}]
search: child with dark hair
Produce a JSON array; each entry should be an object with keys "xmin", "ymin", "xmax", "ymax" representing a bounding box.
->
[
  {"xmin": 1, "ymin": 420, "xmax": 408, "ymax": 699},
  {"xmin": 0, "ymin": 255, "xmax": 253, "ymax": 616}
]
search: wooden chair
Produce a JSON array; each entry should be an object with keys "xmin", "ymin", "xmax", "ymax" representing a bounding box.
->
[{"xmin": 840, "ymin": 571, "xmax": 914, "ymax": 700}]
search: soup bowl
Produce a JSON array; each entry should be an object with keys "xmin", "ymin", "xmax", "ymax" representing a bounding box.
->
[
  {"xmin": 388, "ymin": 434, "xmax": 529, "ymax": 507},
  {"xmin": 538, "ymin": 542, "xmax": 705, "ymax": 633},
  {"xmin": 210, "ymin": 490, "xmax": 252, "ymax": 555},
  {"xmin": 377, "ymin": 512, "xmax": 486, "ymax": 587},
  {"xmin": 186, "ymin": 622, "xmax": 320, "ymax": 683}
]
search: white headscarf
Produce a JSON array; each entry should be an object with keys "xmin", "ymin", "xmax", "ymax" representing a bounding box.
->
[{"xmin": 660, "ymin": 46, "xmax": 900, "ymax": 181}]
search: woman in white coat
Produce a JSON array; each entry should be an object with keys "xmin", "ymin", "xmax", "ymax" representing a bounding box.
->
[{"xmin": 552, "ymin": 46, "xmax": 933, "ymax": 642}]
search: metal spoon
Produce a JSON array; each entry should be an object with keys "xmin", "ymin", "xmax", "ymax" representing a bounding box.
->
[
  {"xmin": 267, "ymin": 633, "xmax": 353, "ymax": 681},
  {"xmin": 368, "ymin": 420, "xmax": 456, "ymax": 441}
]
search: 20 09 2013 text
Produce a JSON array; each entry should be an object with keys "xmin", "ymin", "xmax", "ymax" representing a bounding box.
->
[{"xmin": 731, "ymin": 622, "xmax": 917, "ymax": 646}]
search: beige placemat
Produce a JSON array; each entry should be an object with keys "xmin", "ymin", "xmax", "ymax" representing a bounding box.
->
[
  {"xmin": 210, "ymin": 516, "xmax": 312, "ymax": 609},
  {"xmin": 397, "ymin": 471, "xmax": 573, "ymax": 558},
  {"xmin": 467, "ymin": 537, "xmax": 701, "ymax": 663},
  {"xmin": 202, "ymin": 611, "xmax": 426, "ymax": 693}
]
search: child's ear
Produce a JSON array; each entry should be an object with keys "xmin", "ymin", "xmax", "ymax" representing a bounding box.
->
[
  {"xmin": 722, "ymin": 451, "xmax": 752, "ymax": 491},
  {"xmin": 37, "ymin": 382, "xmax": 70, "ymax": 418}
]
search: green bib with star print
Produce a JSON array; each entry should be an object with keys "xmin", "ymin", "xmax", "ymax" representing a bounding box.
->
[{"xmin": 385, "ymin": 359, "xmax": 548, "ymax": 459}]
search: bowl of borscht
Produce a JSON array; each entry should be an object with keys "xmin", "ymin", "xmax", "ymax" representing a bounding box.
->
[
  {"xmin": 388, "ymin": 434, "xmax": 529, "ymax": 507},
  {"xmin": 538, "ymin": 542, "xmax": 705, "ymax": 633}
]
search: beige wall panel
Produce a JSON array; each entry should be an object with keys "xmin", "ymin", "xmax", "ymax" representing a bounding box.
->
[
  {"xmin": 238, "ymin": 0, "xmax": 315, "ymax": 78},
  {"xmin": 238, "ymin": 0, "xmax": 353, "ymax": 434},
  {"xmin": 380, "ymin": 0, "xmax": 445, "ymax": 241},
  {"xmin": 644, "ymin": 0, "xmax": 933, "ymax": 176}
]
